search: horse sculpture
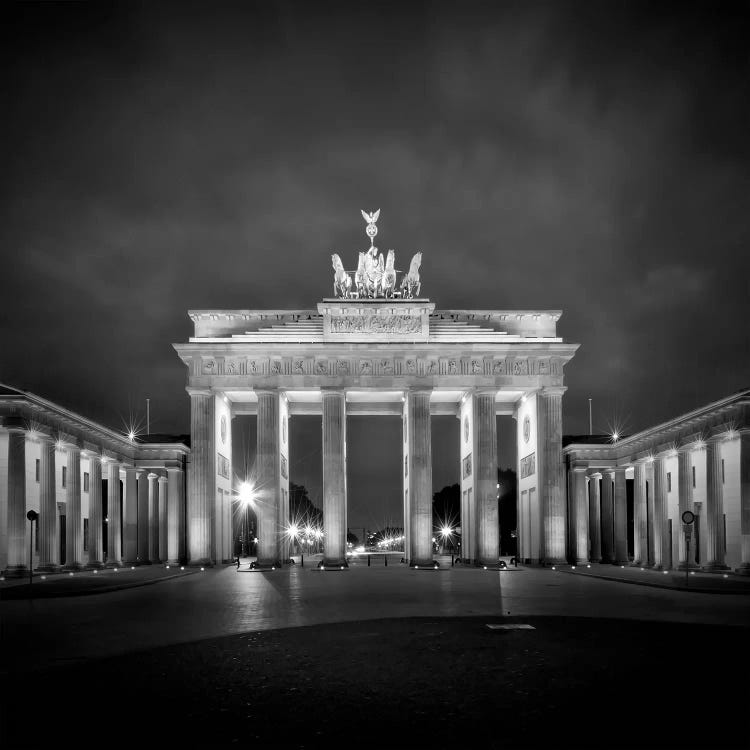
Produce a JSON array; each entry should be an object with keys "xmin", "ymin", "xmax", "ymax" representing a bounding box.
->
[
  {"xmin": 381, "ymin": 249, "xmax": 397, "ymax": 298},
  {"xmin": 331, "ymin": 253, "xmax": 352, "ymax": 298},
  {"xmin": 399, "ymin": 252, "xmax": 422, "ymax": 298},
  {"xmin": 354, "ymin": 252, "xmax": 367, "ymax": 298}
]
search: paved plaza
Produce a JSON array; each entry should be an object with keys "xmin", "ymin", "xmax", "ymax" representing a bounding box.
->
[{"xmin": 2, "ymin": 560, "xmax": 749, "ymax": 748}]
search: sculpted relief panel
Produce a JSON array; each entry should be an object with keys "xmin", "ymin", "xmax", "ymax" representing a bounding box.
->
[{"xmin": 330, "ymin": 315, "xmax": 422, "ymax": 335}]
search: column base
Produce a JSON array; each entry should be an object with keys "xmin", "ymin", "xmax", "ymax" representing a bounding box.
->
[
  {"xmin": 411, "ymin": 560, "xmax": 439, "ymax": 569},
  {"xmin": 701, "ymin": 562, "xmax": 730, "ymax": 572},
  {"xmin": 105, "ymin": 562, "xmax": 124, "ymax": 569},
  {"xmin": 576, "ymin": 558, "xmax": 590, "ymax": 565},
  {"xmin": 63, "ymin": 563, "xmax": 85, "ymax": 571},
  {"xmin": 320, "ymin": 559, "xmax": 348, "ymax": 569},
  {"xmin": 612, "ymin": 558, "xmax": 629, "ymax": 566},
  {"xmin": 2, "ymin": 565, "xmax": 29, "ymax": 578},
  {"xmin": 188, "ymin": 559, "xmax": 214, "ymax": 568},
  {"xmin": 36, "ymin": 564, "xmax": 61, "ymax": 573},
  {"xmin": 677, "ymin": 562, "xmax": 700, "ymax": 571},
  {"xmin": 734, "ymin": 564, "xmax": 750, "ymax": 576},
  {"xmin": 86, "ymin": 561, "xmax": 105, "ymax": 569},
  {"xmin": 542, "ymin": 558, "xmax": 567, "ymax": 566},
  {"xmin": 167, "ymin": 559, "xmax": 181, "ymax": 566}
]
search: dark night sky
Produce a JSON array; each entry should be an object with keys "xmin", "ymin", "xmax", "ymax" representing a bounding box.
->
[{"xmin": 2, "ymin": 1, "xmax": 748, "ymax": 528}]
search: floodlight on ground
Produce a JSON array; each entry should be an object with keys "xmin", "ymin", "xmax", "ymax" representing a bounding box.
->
[
  {"xmin": 41, "ymin": 575, "xmax": 46, "ymax": 580},
  {"xmin": 551, "ymin": 566, "xmax": 555, "ymax": 570}
]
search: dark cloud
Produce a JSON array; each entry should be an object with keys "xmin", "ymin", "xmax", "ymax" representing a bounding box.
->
[{"xmin": 2, "ymin": 1, "xmax": 748, "ymax": 522}]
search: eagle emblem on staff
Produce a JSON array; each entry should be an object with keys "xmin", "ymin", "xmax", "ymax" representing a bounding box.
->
[{"xmin": 331, "ymin": 210, "xmax": 422, "ymax": 299}]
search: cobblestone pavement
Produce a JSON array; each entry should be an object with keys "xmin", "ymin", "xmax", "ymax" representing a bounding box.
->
[{"xmin": 2, "ymin": 560, "xmax": 748, "ymax": 673}]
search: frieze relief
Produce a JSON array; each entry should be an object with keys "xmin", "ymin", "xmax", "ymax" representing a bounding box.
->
[{"xmin": 195, "ymin": 354, "xmax": 562, "ymax": 381}]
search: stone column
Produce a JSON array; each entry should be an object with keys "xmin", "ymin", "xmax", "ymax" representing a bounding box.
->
[
  {"xmin": 652, "ymin": 455, "xmax": 668, "ymax": 569},
  {"xmin": 87, "ymin": 455, "xmax": 104, "ymax": 568},
  {"xmin": 704, "ymin": 438, "xmax": 728, "ymax": 570},
  {"xmin": 646, "ymin": 461, "xmax": 655, "ymax": 565},
  {"xmin": 37, "ymin": 437, "xmax": 59, "ymax": 572},
  {"xmin": 137, "ymin": 470, "xmax": 150, "ymax": 563},
  {"xmin": 588, "ymin": 472, "xmax": 601, "ymax": 563},
  {"xmin": 572, "ymin": 467, "xmax": 589, "ymax": 564},
  {"xmin": 613, "ymin": 467, "xmax": 629, "ymax": 565},
  {"xmin": 600, "ymin": 471, "xmax": 614, "ymax": 564},
  {"xmin": 633, "ymin": 461, "xmax": 648, "ymax": 566},
  {"xmin": 106, "ymin": 461, "xmax": 122, "ymax": 566},
  {"xmin": 538, "ymin": 388, "xmax": 566, "ymax": 564},
  {"xmin": 158, "ymin": 475, "xmax": 168, "ymax": 563},
  {"xmin": 475, "ymin": 391, "xmax": 499, "ymax": 566},
  {"xmin": 322, "ymin": 390, "xmax": 347, "ymax": 567},
  {"xmin": 738, "ymin": 432, "xmax": 750, "ymax": 575},
  {"xmin": 677, "ymin": 448, "xmax": 696, "ymax": 569},
  {"xmin": 5, "ymin": 428, "xmax": 27, "ymax": 576},
  {"xmin": 167, "ymin": 467, "xmax": 184, "ymax": 565},
  {"xmin": 187, "ymin": 389, "xmax": 215, "ymax": 566},
  {"xmin": 123, "ymin": 467, "xmax": 138, "ymax": 565},
  {"xmin": 64, "ymin": 445, "xmax": 83, "ymax": 570},
  {"xmin": 148, "ymin": 473, "xmax": 160, "ymax": 564},
  {"xmin": 256, "ymin": 390, "xmax": 281, "ymax": 567},
  {"xmin": 407, "ymin": 390, "xmax": 433, "ymax": 567}
]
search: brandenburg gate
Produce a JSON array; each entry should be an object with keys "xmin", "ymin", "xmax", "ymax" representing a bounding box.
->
[{"xmin": 173, "ymin": 212, "xmax": 579, "ymax": 568}]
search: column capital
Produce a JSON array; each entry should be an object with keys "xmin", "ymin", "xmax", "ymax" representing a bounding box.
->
[
  {"xmin": 147, "ymin": 472, "xmax": 159, "ymax": 481},
  {"xmin": 586, "ymin": 469, "xmax": 602, "ymax": 478},
  {"xmin": 0, "ymin": 415, "xmax": 26, "ymax": 433},
  {"xmin": 165, "ymin": 465, "xmax": 184, "ymax": 475},
  {"xmin": 539, "ymin": 386, "xmax": 567, "ymax": 397},
  {"xmin": 186, "ymin": 387, "xmax": 213, "ymax": 397},
  {"xmin": 571, "ymin": 464, "xmax": 589, "ymax": 474},
  {"xmin": 157, "ymin": 475, "xmax": 168, "ymax": 485}
]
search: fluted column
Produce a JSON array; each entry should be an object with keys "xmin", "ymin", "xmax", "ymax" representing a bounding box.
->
[
  {"xmin": 646, "ymin": 461, "xmax": 655, "ymax": 565},
  {"xmin": 600, "ymin": 471, "xmax": 614, "ymax": 564},
  {"xmin": 148, "ymin": 473, "xmax": 160, "ymax": 564},
  {"xmin": 87, "ymin": 455, "xmax": 104, "ymax": 567},
  {"xmin": 677, "ymin": 449, "xmax": 696, "ymax": 569},
  {"xmin": 123, "ymin": 467, "xmax": 138, "ymax": 565},
  {"xmin": 106, "ymin": 461, "xmax": 122, "ymax": 566},
  {"xmin": 652, "ymin": 456, "xmax": 668, "ymax": 569},
  {"xmin": 572, "ymin": 467, "xmax": 589, "ymax": 563},
  {"xmin": 37, "ymin": 437, "xmax": 59, "ymax": 571},
  {"xmin": 704, "ymin": 438, "xmax": 728, "ymax": 570},
  {"xmin": 167, "ymin": 467, "xmax": 183, "ymax": 565},
  {"xmin": 256, "ymin": 390, "xmax": 281, "ymax": 567},
  {"xmin": 137, "ymin": 470, "xmax": 150, "ymax": 563},
  {"xmin": 588, "ymin": 472, "xmax": 601, "ymax": 563},
  {"xmin": 538, "ymin": 388, "xmax": 566, "ymax": 564},
  {"xmin": 5, "ymin": 429, "xmax": 27, "ymax": 575},
  {"xmin": 633, "ymin": 461, "xmax": 648, "ymax": 565},
  {"xmin": 407, "ymin": 389, "xmax": 433, "ymax": 567},
  {"xmin": 64, "ymin": 445, "xmax": 83, "ymax": 569},
  {"xmin": 188, "ymin": 390, "xmax": 214, "ymax": 566},
  {"xmin": 158, "ymin": 475, "xmax": 168, "ymax": 563},
  {"xmin": 322, "ymin": 390, "xmax": 347, "ymax": 566},
  {"xmin": 613, "ymin": 467, "xmax": 628, "ymax": 565},
  {"xmin": 738, "ymin": 432, "xmax": 750, "ymax": 575},
  {"xmin": 475, "ymin": 391, "xmax": 499, "ymax": 566}
]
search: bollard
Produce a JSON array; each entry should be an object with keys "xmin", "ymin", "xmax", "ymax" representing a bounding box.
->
[
  {"xmin": 368, "ymin": 555, "xmax": 371, "ymax": 567},
  {"xmin": 301, "ymin": 554, "xmax": 304, "ymax": 568},
  {"xmin": 384, "ymin": 555, "xmax": 388, "ymax": 567},
  {"xmin": 451, "ymin": 555, "xmax": 454, "ymax": 567}
]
